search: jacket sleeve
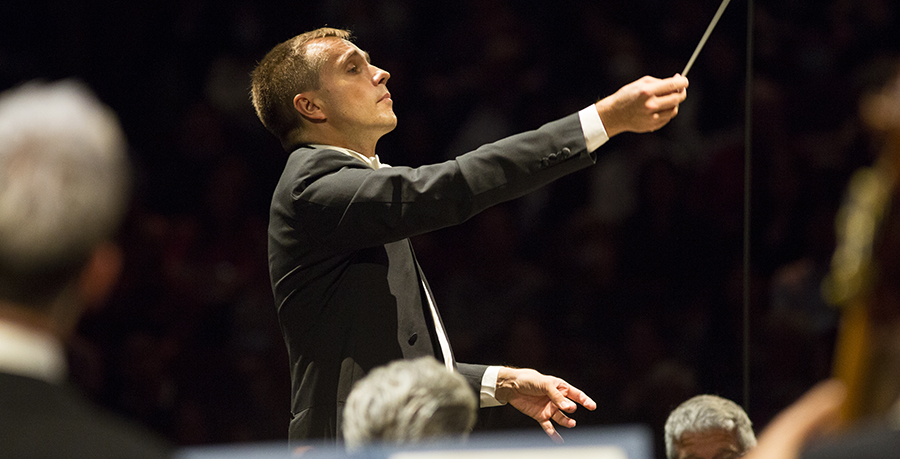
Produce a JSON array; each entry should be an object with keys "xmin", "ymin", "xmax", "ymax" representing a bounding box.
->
[
  {"xmin": 283, "ymin": 113, "xmax": 596, "ymax": 255},
  {"xmin": 456, "ymin": 362, "xmax": 490, "ymax": 399}
]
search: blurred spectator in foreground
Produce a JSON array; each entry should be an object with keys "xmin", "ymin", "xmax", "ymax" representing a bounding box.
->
[
  {"xmin": 342, "ymin": 357, "xmax": 478, "ymax": 451},
  {"xmin": 664, "ymin": 394, "xmax": 757, "ymax": 459},
  {"xmin": 0, "ymin": 80, "xmax": 171, "ymax": 458}
]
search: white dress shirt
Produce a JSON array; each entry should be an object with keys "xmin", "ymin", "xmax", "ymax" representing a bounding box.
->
[{"xmin": 0, "ymin": 319, "xmax": 67, "ymax": 384}]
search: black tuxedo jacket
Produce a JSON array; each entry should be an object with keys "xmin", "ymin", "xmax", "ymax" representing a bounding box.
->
[
  {"xmin": 268, "ymin": 113, "xmax": 597, "ymax": 442},
  {"xmin": 0, "ymin": 372, "xmax": 171, "ymax": 458}
]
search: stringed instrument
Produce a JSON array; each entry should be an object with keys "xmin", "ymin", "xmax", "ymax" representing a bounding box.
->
[{"xmin": 823, "ymin": 63, "xmax": 900, "ymax": 425}]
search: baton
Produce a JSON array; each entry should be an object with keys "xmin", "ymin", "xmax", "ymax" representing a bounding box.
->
[{"xmin": 683, "ymin": 0, "xmax": 732, "ymax": 77}]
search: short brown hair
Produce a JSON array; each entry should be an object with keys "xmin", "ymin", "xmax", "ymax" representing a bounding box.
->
[{"xmin": 250, "ymin": 27, "xmax": 352, "ymax": 149}]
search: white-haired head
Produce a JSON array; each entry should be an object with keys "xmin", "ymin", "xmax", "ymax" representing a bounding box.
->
[
  {"xmin": 664, "ymin": 394, "xmax": 757, "ymax": 459},
  {"xmin": 0, "ymin": 80, "xmax": 130, "ymax": 307},
  {"xmin": 342, "ymin": 357, "xmax": 478, "ymax": 451}
]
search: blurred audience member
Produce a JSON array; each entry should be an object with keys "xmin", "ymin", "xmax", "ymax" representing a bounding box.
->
[
  {"xmin": 0, "ymin": 80, "xmax": 171, "ymax": 458},
  {"xmin": 664, "ymin": 394, "xmax": 757, "ymax": 459},
  {"xmin": 342, "ymin": 357, "xmax": 478, "ymax": 451}
]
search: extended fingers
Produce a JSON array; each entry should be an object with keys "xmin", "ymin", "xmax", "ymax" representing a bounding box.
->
[
  {"xmin": 540, "ymin": 419, "xmax": 563, "ymax": 443},
  {"xmin": 539, "ymin": 410, "xmax": 575, "ymax": 443},
  {"xmin": 552, "ymin": 409, "xmax": 576, "ymax": 428},
  {"xmin": 544, "ymin": 383, "xmax": 576, "ymax": 412},
  {"xmin": 548, "ymin": 381, "xmax": 597, "ymax": 415},
  {"xmin": 565, "ymin": 384, "xmax": 597, "ymax": 411}
]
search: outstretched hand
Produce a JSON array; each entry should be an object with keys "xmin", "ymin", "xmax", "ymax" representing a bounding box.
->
[
  {"xmin": 494, "ymin": 367, "xmax": 597, "ymax": 442},
  {"xmin": 595, "ymin": 74, "xmax": 689, "ymax": 137}
]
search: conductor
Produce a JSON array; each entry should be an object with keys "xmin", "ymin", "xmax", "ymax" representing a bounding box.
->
[{"xmin": 250, "ymin": 27, "xmax": 688, "ymax": 443}]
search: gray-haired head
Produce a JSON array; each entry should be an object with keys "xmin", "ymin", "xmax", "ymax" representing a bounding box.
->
[
  {"xmin": 0, "ymin": 80, "xmax": 131, "ymax": 307},
  {"xmin": 342, "ymin": 356, "xmax": 478, "ymax": 451},
  {"xmin": 664, "ymin": 394, "xmax": 757, "ymax": 459}
]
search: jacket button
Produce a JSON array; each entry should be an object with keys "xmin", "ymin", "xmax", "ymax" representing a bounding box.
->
[
  {"xmin": 560, "ymin": 147, "xmax": 571, "ymax": 158},
  {"xmin": 408, "ymin": 333, "xmax": 418, "ymax": 345}
]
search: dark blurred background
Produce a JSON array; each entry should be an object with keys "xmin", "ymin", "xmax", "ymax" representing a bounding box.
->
[{"xmin": 2, "ymin": 0, "xmax": 898, "ymax": 456}]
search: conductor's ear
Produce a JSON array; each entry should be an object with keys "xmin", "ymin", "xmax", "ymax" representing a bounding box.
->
[{"xmin": 294, "ymin": 93, "xmax": 326, "ymax": 122}]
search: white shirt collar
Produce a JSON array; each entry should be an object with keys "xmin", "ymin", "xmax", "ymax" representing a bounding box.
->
[
  {"xmin": 0, "ymin": 320, "xmax": 67, "ymax": 383},
  {"xmin": 307, "ymin": 144, "xmax": 390, "ymax": 170}
]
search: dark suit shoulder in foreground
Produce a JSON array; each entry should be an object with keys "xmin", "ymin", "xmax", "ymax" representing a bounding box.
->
[{"xmin": 0, "ymin": 372, "xmax": 172, "ymax": 459}]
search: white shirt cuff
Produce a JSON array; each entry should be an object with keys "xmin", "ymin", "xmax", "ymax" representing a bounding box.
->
[
  {"xmin": 479, "ymin": 365, "xmax": 506, "ymax": 407},
  {"xmin": 579, "ymin": 104, "xmax": 609, "ymax": 153}
]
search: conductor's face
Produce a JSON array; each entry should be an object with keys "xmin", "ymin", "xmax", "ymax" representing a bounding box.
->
[{"xmin": 307, "ymin": 37, "xmax": 397, "ymax": 139}]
